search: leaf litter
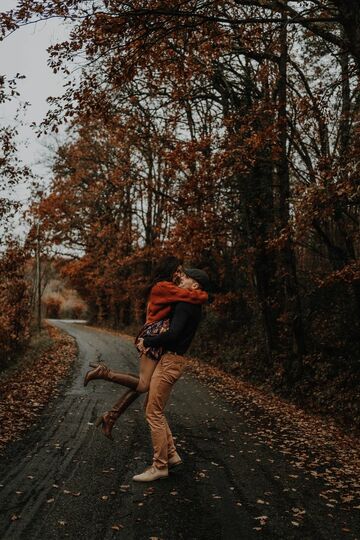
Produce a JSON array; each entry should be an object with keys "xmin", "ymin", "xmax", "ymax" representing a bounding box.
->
[{"xmin": 0, "ymin": 324, "xmax": 77, "ymax": 451}]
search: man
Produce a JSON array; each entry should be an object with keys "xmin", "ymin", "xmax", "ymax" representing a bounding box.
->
[{"xmin": 133, "ymin": 267, "xmax": 210, "ymax": 482}]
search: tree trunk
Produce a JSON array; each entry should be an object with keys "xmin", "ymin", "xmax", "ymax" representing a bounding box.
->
[
  {"xmin": 339, "ymin": 42, "xmax": 351, "ymax": 158},
  {"xmin": 35, "ymin": 222, "xmax": 42, "ymax": 332},
  {"xmin": 241, "ymin": 157, "xmax": 278, "ymax": 364},
  {"xmin": 333, "ymin": 0, "xmax": 360, "ymax": 70},
  {"xmin": 277, "ymin": 6, "xmax": 306, "ymax": 371}
]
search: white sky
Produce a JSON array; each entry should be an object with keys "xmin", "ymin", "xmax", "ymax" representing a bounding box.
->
[{"xmin": 1, "ymin": 5, "xmax": 71, "ymax": 236}]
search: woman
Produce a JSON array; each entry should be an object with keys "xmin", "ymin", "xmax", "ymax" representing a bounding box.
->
[{"xmin": 84, "ymin": 256, "xmax": 208, "ymax": 439}]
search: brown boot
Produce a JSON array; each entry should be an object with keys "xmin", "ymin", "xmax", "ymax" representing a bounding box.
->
[
  {"xmin": 84, "ymin": 362, "xmax": 139, "ymax": 390},
  {"xmin": 95, "ymin": 389, "xmax": 141, "ymax": 440}
]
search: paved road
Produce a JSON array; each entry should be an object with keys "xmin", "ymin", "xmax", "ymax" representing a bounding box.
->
[{"xmin": 0, "ymin": 322, "xmax": 358, "ymax": 540}]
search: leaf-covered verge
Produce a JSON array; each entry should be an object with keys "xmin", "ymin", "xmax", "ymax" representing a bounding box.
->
[
  {"xmin": 184, "ymin": 357, "xmax": 360, "ymax": 517},
  {"xmin": 0, "ymin": 323, "xmax": 77, "ymax": 451},
  {"xmin": 188, "ymin": 312, "xmax": 360, "ymax": 438}
]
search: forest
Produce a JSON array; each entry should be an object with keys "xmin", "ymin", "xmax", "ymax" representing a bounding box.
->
[{"xmin": 1, "ymin": 1, "xmax": 359, "ymax": 430}]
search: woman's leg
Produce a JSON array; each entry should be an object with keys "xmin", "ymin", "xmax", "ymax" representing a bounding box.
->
[
  {"xmin": 96, "ymin": 389, "xmax": 140, "ymax": 440},
  {"xmin": 94, "ymin": 355, "xmax": 157, "ymax": 440}
]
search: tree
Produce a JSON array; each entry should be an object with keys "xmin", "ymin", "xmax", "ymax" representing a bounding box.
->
[{"xmin": 7, "ymin": 0, "xmax": 359, "ymax": 385}]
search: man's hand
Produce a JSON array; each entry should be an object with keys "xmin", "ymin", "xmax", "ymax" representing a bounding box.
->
[{"xmin": 137, "ymin": 338, "xmax": 149, "ymax": 355}]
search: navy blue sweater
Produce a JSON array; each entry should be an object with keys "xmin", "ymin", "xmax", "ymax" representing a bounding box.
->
[{"xmin": 143, "ymin": 302, "xmax": 202, "ymax": 355}]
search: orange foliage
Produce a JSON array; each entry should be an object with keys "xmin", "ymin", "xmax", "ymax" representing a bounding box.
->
[{"xmin": 0, "ymin": 243, "xmax": 31, "ymax": 366}]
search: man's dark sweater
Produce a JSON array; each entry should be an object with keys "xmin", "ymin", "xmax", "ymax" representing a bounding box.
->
[{"xmin": 143, "ymin": 302, "xmax": 202, "ymax": 355}]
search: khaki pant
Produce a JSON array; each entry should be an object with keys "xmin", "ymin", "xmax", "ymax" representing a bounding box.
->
[{"xmin": 145, "ymin": 352, "xmax": 186, "ymax": 469}]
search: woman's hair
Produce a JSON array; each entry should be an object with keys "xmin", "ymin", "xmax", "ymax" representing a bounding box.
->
[{"xmin": 143, "ymin": 255, "xmax": 182, "ymax": 302}]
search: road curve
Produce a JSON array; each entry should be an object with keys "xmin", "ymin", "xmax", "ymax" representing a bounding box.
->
[{"xmin": 0, "ymin": 321, "xmax": 358, "ymax": 540}]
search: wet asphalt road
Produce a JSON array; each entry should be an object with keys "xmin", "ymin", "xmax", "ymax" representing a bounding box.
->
[{"xmin": 0, "ymin": 321, "xmax": 359, "ymax": 540}]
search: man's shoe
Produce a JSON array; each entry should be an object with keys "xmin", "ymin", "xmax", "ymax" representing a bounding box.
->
[
  {"xmin": 132, "ymin": 465, "xmax": 168, "ymax": 482},
  {"xmin": 168, "ymin": 452, "xmax": 182, "ymax": 469}
]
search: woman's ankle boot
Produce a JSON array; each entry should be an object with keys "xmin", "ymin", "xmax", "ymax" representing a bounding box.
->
[
  {"xmin": 84, "ymin": 362, "xmax": 139, "ymax": 390},
  {"xmin": 95, "ymin": 389, "xmax": 141, "ymax": 440}
]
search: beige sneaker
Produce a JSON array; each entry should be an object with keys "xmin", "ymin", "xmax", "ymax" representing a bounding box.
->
[
  {"xmin": 132, "ymin": 465, "xmax": 168, "ymax": 482},
  {"xmin": 168, "ymin": 451, "xmax": 182, "ymax": 469}
]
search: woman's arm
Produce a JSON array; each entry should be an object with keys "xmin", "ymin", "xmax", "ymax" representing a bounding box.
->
[{"xmin": 151, "ymin": 281, "xmax": 208, "ymax": 305}]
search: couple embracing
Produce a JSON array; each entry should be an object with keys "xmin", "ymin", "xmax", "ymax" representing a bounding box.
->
[{"xmin": 84, "ymin": 256, "xmax": 210, "ymax": 482}]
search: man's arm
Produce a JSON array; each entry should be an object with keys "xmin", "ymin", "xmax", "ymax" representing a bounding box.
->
[{"xmin": 143, "ymin": 303, "xmax": 191, "ymax": 349}]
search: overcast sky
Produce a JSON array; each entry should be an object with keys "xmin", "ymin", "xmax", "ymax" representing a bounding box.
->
[{"xmin": 1, "ymin": 4, "xmax": 71, "ymax": 235}]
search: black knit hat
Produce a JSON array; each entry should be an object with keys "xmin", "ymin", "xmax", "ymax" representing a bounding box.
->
[{"xmin": 183, "ymin": 268, "xmax": 210, "ymax": 291}]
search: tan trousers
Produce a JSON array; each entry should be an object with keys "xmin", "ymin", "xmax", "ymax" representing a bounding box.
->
[{"xmin": 145, "ymin": 352, "xmax": 186, "ymax": 469}]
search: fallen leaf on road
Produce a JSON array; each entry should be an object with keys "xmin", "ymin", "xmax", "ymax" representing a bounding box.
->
[
  {"xmin": 292, "ymin": 507, "xmax": 306, "ymax": 517},
  {"xmin": 254, "ymin": 516, "xmax": 268, "ymax": 526},
  {"xmin": 341, "ymin": 495, "xmax": 354, "ymax": 503},
  {"xmin": 111, "ymin": 524, "xmax": 124, "ymax": 531}
]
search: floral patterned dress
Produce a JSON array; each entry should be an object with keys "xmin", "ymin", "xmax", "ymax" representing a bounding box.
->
[{"xmin": 134, "ymin": 318, "xmax": 170, "ymax": 361}]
